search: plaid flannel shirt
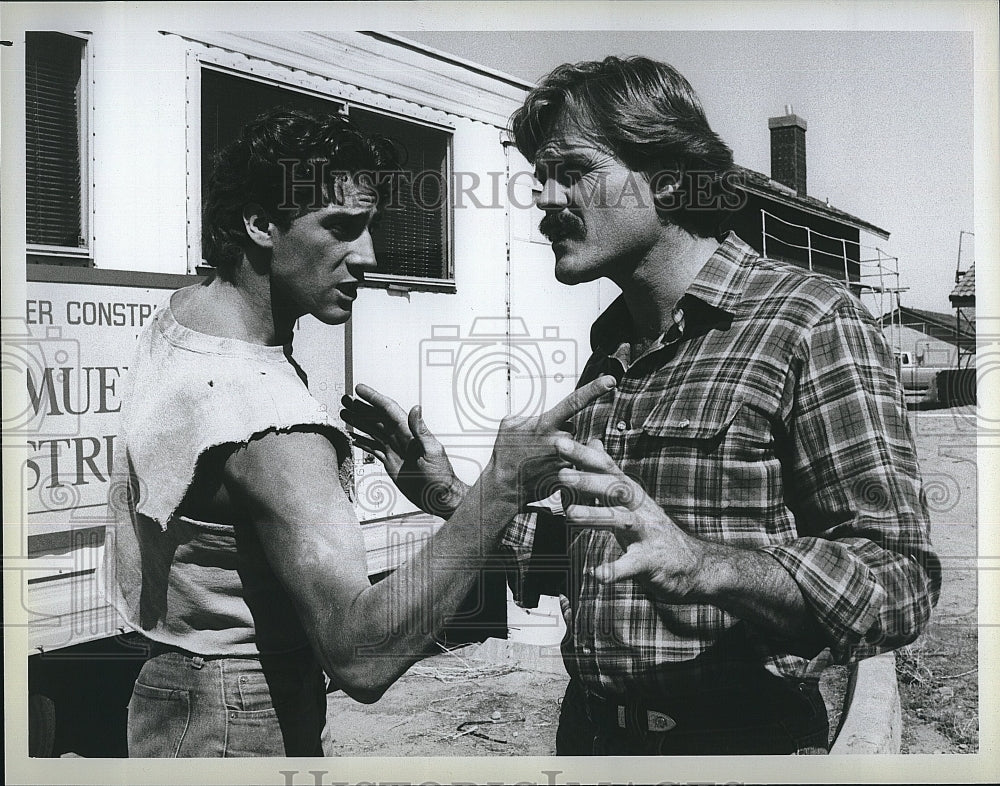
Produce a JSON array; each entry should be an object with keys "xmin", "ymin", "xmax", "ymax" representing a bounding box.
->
[{"xmin": 502, "ymin": 232, "xmax": 940, "ymax": 696}]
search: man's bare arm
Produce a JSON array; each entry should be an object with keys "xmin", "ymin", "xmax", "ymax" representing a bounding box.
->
[{"xmin": 225, "ymin": 376, "xmax": 616, "ymax": 703}]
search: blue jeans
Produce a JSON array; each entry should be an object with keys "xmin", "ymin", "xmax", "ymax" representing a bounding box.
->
[{"xmin": 127, "ymin": 648, "xmax": 330, "ymax": 757}]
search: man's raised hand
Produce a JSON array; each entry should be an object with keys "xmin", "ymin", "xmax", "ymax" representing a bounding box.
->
[
  {"xmin": 341, "ymin": 384, "xmax": 467, "ymax": 518},
  {"xmin": 554, "ymin": 436, "xmax": 716, "ymax": 602},
  {"xmin": 343, "ymin": 375, "xmax": 617, "ymax": 513},
  {"xmin": 489, "ymin": 375, "xmax": 617, "ymax": 504}
]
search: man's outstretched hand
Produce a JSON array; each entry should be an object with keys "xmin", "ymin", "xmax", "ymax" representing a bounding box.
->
[
  {"xmin": 555, "ymin": 436, "xmax": 715, "ymax": 601},
  {"xmin": 342, "ymin": 375, "xmax": 617, "ymax": 514},
  {"xmin": 341, "ymin": 385, "xmax": 467, "ymax": 518},
  {"xmin": 486, "ymin": 375, "xmax": 617, "ymax": 505}
]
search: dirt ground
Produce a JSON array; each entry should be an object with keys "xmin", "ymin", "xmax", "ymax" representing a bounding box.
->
[
  {"xmin": 325, "ymin": 652, "xmax": 567, "ymax": 756},
  {"xmin": 896, "ymin": 404, "xmax": 979, "ymax": 753},
  {"xmin": 324, "ymin": 406, "xmax": 980, "ymax": 756}
]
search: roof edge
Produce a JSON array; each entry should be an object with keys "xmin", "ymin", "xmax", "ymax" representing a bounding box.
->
[
  {"xmin": 362, "ymin": 32, "xmax": 537, "ymax": 92},
  {"xmin": 737, "ymin": 166, "xmax": 891, "ymax": 240}
]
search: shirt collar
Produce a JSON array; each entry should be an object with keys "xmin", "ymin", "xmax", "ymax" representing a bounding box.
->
[
  {"xmin": 684, "ymin": 231, "xmax": 756, "ymax": 314},
  {"xmin": 590, "ymin": 231, "xmax": 756, "ymax": 355}
]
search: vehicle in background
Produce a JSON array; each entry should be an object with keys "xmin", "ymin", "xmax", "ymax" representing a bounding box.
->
[
  {"xmin": 894, "ymin": 345, "xmax": 975, "ymax": 408},
  {"xmin": 895, "ymin": 348, "xmax": 945, "ymax": 396}
]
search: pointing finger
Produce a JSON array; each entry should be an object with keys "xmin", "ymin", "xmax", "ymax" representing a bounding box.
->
[
  {"xmin": 354, "ymin": 384, "xmax": 409, "ymax": 421},
  {"xmin": 351, "ymin": 432, "xmax": 387, "ymax": 456},
  {"xmin": 564, "ymin": 503, "xmax": 619, "ymax": 529},
  {"xmin": 340, "ymin": 398, "xmax": 381, "ymax": 425},
  {"xmin": 539, "ymin": 375, "xmax": 616, "ymax": 430},
  {"xmin": 565, "ymin": 504, "xmax": 643, "ymax": 548},
  {"xmin": 340, "ymin": 411, "xmax": 396, "ymax": 446},
  {"xmin": 340, "ymin": 406, "xmax": 383, "ymax": 428},
  {"xmin": 407, "ymin": 405, "xmax": 431, "ymax": 438}
]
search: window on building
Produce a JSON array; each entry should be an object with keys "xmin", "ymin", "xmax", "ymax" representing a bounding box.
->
[
  {"xmin": 25, "ymin": 31, "xmax": 89, "ymax": 262},
  {"xmin": 200, "ymin": 67, "xmax": 452, "ymax": 287},
  {"xmin": 349, "ymin": 108, "xmax": 450, "ymax": 283}
]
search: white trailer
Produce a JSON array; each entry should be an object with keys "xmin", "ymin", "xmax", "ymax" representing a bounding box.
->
[{"xmin": 7, "ymin": 29, "xmax": 612, "ymax": 755}]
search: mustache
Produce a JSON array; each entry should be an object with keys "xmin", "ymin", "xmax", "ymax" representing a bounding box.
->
[{"xmin": 539, "ymin": 211, "xmax": 586, "ymax": 243}]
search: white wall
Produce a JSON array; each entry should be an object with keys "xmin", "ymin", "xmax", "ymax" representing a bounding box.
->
[{"xmin": 90, "ymin": 31, "xmax": 189, "ymax": 274}]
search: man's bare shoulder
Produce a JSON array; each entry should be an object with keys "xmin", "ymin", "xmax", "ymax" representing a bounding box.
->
[{"xmin": 223, "ymin": 426, "xmax": 355, "ymax": 525}]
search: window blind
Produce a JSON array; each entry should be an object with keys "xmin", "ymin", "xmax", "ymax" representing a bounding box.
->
[
  {"xmin": 200, "ymin": 68, "xmax": 451, "ymax": 282},
  {"xmin": 351, "ymin": 107, "xmax": 449, "ymax": 281},
  {"xmin": 25, "ymin": 32, "xmax": 85, "ymax": 248}
]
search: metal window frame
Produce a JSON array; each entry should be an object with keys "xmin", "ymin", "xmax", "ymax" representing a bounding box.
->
[
  {"xmin": 25, "ymin": 30, "xmax": 95, "ymax": 265},
  {"xmin": 185, "ymin": 44, "xmax": 456, "ymax": 291}
]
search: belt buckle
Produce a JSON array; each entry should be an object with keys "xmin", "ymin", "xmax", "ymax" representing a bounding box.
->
[
  {"xmin": 646, "ymin": 710, "xmax": 676, "ymax": 733},
  {"xmin": 616, "ymin": 705, "xmax": 677, "ymax": 733}
]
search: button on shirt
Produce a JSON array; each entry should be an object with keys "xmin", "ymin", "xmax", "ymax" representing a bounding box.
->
[{"xmin": 501, "ymin": 232, "xmax": 940, "ymax": 698}]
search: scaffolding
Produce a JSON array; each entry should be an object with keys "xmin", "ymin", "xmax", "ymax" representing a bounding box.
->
[
  {"xmin": 952, "ymin": 230, "xmax": 975, "ymax": 370},
  {"xmin": 761, "ymin": 209, "xmax": 906, "ymax": 348}
]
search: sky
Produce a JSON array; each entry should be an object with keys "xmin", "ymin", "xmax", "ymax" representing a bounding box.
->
[{"xmin": 399, "ymin": 30, "xmax": 976, "ymax": 316}]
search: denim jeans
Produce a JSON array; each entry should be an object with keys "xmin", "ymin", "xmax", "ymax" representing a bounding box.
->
[
  {"xmin": 127, "ymin": 648, "xmax": 330, "ymax": 757},
  {"xmin": 556, "ymin": 675, "xmax": 829, "ymax": 756}
]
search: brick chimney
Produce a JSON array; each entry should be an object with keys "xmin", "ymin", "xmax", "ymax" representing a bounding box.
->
[{"xmin": 768, "ymin": 104, "xmax": 807, "ymax": 195}]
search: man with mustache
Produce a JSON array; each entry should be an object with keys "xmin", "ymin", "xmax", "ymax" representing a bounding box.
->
[
  {"xmin": 104, "ymin": 107, "xmax": 615, "ymax": 757},
  {"xmin": 344, "ymin": 56, "xmax": 939, "ymax": 755}
]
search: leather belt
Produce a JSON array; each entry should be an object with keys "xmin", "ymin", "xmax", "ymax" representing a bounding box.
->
[
  {"xmin": 147, "ymin": 641, "xmax": 222, "ymax": 660},
  {"xmin": 584, "ymin": 690, "xmax": 679, "ymax": 734}
]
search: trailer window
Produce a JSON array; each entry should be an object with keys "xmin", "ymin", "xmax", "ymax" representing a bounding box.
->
[
  {"xmin": 25, "ymin": 32, "xmax": 90, "ymax": 265},
  {"xmin": 199, "ymin": 68, "xmax": 452, "ymax": 287},
  {"xmin": 349, "ymin": 107, "xmax": 451, "ymax": 284}
]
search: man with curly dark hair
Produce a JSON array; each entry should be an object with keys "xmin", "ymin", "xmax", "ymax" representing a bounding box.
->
[
  {"xmin": 347, "ymin": 57, "xmax": 940, "ymax": 756},
  {"xmin": 104, "ymin": 107, "xmax": 615, "ymax": 757}
]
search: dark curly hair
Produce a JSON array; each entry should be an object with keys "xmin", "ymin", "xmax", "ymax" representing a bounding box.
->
[
  {"xmin": 202, "ymin": 108, "xmax": 400, "ymax": 280},
  {"xmin": 509, "ymin": 56, "xmax": 736, "ymax": 238}
]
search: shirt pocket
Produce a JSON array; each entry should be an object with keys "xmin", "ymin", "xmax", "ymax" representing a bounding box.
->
[
  {"xmin": 629, "ymin": 393, "xmax": 779, "ymax": 526},
  {"xmin": 639, "ymin": 394, "xmax": 743, "ymax": 443}
]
